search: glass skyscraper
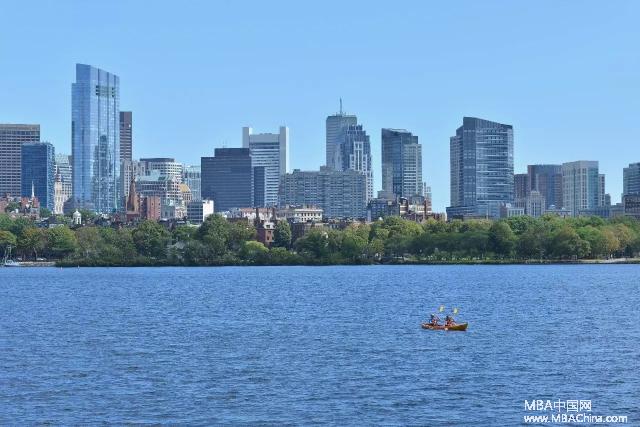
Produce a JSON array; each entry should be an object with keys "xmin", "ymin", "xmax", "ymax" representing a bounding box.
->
[
  {"xmin": 0, "ymin": 124, "xmax": 40, "ymax": 197},
  {"xmin": 326, "ymin": 106, "xmax": 357, "ymax": 170},
  {"xmin": 527, "ymin": 164, "xmax": 563, "ymax": 209},
  {"xmin": 21, "ymin": 142, "xmax": 55, "ymax": 210},
  {"xmin": 447, "ymin": 117, "xmax": 514, "ymax": 219},
  {"xmin": 623, "ymin": 163, "xmax": 640, "ymax": 196},
  {"xmin": 72, "ymin": 64, "xmax": 120, "ymax": 213},
  {"xmin": 381, "ymin": 128, "xmax": 423, "ymax": 200},
  {"xmin": 201, "ymin": 148, "xmax": 253, "ymax": 212},
  {"xmin": 562, "ymin": 161, "xmax": 600, "ymax": 217}
]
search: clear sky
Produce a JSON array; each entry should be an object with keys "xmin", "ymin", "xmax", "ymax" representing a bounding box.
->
[{"xmin": 1, "ymin": 1, "xmax": 639, "ymax": 211}]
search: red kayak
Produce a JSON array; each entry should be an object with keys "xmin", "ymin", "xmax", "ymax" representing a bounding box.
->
[{"xmin": 421, "ymin": 322, "xmax": 468, "ymax": 331}]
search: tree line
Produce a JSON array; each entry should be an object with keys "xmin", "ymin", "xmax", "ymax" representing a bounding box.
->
[{"xmin": 2, "ymin": 212, "xmax": 640, "ymax": 266}]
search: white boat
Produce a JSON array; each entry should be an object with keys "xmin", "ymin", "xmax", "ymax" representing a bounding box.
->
[{"xmin": 3, "ymin": 259, "xmax": 21, "ymax": 267}]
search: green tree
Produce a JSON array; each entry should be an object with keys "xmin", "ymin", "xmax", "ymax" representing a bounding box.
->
[
  {"xmin": 228, "ymin": 221, "xmax": 256, "ymax": 251},
  {"xmin": 273, "ymin": 220, "xmax": 292, "ymax": 249},
  {"xmin": 45, "ymin": 226, "xmax": 78, "ymax": 258},
  {"xmin": 75, "ymin": 227, "xmax": 101, "ymax": 258},
  {"xmin": 39, "ymin": 207, "xmax": 52, "ymax": 218},
  {"xmin": 197, "ymin": 214, "xmax": 231, "ymax": 258},
  {"xmin": 295, "ymin": 228, "xmax": 330, "ymax": 260},
  {"xmin": 488, "ymin": 221, "xmax": 516, "ymax": 257},
  {"xmin": 239, "ymin": 240, "xmax": 269, "ymax": 263},
  {"xmin": 17, "ymin": 227, "xmax": 44, "ymax": 260},
  {"xmin": 548, "ymin": 226, "xmax": 590, "ymax": 259},
  {"xmin": 132, "ymin": 220, "xmax": 170, "ymax": 258},
  {"xmin": 0, "ymin": 230, "xmax": 17, "ymax": 257}
]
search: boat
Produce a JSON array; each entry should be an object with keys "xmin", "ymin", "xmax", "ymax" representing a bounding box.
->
[
  {"xmin": 3, "ymin": 259, "xmax": 21, "ymax": 267},
  {"xmin": 421, "ymin": 322, "xmax": 468, "ymax": 331}
]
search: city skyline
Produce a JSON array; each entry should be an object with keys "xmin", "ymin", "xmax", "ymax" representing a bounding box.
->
[{"xmin": 1, "ymin": 1, "xmax": 639, "ymax": 211}]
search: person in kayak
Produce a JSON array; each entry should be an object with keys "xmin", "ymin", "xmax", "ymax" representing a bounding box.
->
[
  {"xmin": 445, "ymin": 315, "xmax": 456, "ymax": 327},
  {"xmin": 429, "ymin": 314, "xmax": 440, "ymax": 326}
]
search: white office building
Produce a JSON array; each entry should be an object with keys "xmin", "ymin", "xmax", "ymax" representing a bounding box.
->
[{"xmin": 242, "ymin": 126, "xmax": 288, "ymax": 207}]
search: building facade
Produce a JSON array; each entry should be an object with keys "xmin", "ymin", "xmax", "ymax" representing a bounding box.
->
[
  {"xmin": 187, "ymin": 199, "xmax": 214, "ymax": 224},
  {"xmin": 119, "ymin": 111, "xmax": 132, "ymax": 162},
  {"xmin": 242, "ymin": 126, "xmax": 288, "ymax": 207},
  {"xmin": 0, "ymin": 124, "xmax": 40, "ymax": 197},
  {"xmin": 381, "ymin": 128, "xmax": 423, "ymax": 200},
  {"xmin": 514, "ymin": 173, "xmax": 529, "ymax": 199},
  {"xmin": 623, "ymin": 162, "xmax": 640, "ymax": 196},
  {"xmin": 183, "ymin": 165, "xmax": 201, "ymax": 201},
  {"xmin": 562, "ymin": 161, "xmax": 600, "ymax": 217},
  {"xmin": 21, "ymin": 142, "xmax": 55, "ymax": 210},
  {"xmin": 279, "ymin": 167, "xmax": 367, "ymax": 219},
  {"xmin": 201, "ymin": 148, "xmax": 253, "ymax": 212},
  {"xmin": 447, "ymin": 117, "xmax": 514, "ymax": 219},
  {"xmin": 139, "ymin": 158, "xmax": 183, "ymax": 181},
  {"xmin": 326, "ymin": 105, "xmax": 357, "ymax": 170},
  {"xmin": 72, "ymin": 64, "xmax": 120, "ymax": 212},
  {"xmin": 527, "ymin": 164, "xmax": 563, "ymax": 209}
]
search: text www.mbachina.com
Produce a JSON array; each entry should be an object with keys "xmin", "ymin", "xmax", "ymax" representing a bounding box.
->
[{"xmin": 523, "ymin": 413, "xmax": 628, "ymax": 423}]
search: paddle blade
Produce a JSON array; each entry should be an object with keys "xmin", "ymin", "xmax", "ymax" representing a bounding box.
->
[
  {"xmin": 438, "ymin": 305, "xmax": 445, "ymax": 313},
  {"xmin": 453, "ymin": 307, "xmax": 459, "ymax": 314}
]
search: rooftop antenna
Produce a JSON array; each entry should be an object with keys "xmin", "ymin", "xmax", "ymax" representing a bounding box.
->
[{"xmin": 339, "ymin": 98, "xmax": 343, "ymax": 115}]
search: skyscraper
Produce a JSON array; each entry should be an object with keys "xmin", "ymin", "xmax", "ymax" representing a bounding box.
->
[
  {"xmin": 326, "ymin": 103, "xmax": 357, "ymax": 170},
  {"xmin": 623, "ymin": 162, "xmax": 640, "ymax": 195},
  {"xmin": 341, "ymin": 125, "xmax": 372, "ymax": 201},
  {"xmin": 201, "ymin": 148, "xmax": 253, "ymax": 212},
  {"xmin": 0, "ymin": 124, "xmax": 40, "ymax": 197},
  {"xmin": 21, "ymin": 142, "xmax": 55, "ymax": 210},
  {"xmin": 381, "ymin": 128, "xmax": 423, "ymax": 200},
  {"xmin": 72, "ymin": 64, "xmax": 120, "ymax": 213},
  {"xmin": 119, "ymin": 111, "xmax": 132, "ymax": 162},
  {"xmin": 242, "ymin": 126, "xmax": 289, "ymax": 206},
  {"xmin": 514, "ymin": 173, "xmax": 529, "ymax": 199},
  {"xmin": 447, "ymin": 117, "xmax": 514, "ymax": 219},
  {"xmin": 279, "ymin": 167, "xmax": 367, "ymax": 219},
  {"xmin": 562, "ymin": 161, "xmax": 600, "ymax": 217},
  {"xmin": 139, "ymin": 158, "xmax": 183, "ymax": 181},
  {"xmin": 183, "ymin": 165, "xmax": 202, "ymax": 201},
  {"xmin": 527, "ymin": 164, "xmax": 563, "ymax": 208}
]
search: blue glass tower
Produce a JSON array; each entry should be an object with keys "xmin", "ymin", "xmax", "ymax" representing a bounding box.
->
[
  {"xmin": 447, "ymin": 117, "xmax": 514, "ymax": 219},
  {"xmin": 72, "ymin": 64, "xmax": 120, "ymax": 213},
  {"xmin": 21, "ymin": 142, "xmax": 55, "ymax": 210}
]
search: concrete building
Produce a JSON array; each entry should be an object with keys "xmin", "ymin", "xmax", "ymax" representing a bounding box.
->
[
  {"xmin": 119, "ymin": 111, "xmax": 132, "ymax": 162},
  {"xmin": 514, "ymin": 173, "xmax": 529, "ymax": 199},
  {"xmin": 201, "ymin": 148, "xmax": 253, "ymax": 212},
  {"xmin": 21, "ymin": 142, "xmax": 55, "ymax": 210},
  {"xmin": 121, "ymin": 159, "xmax": 143, "ymax": 202},
  {"xmin": 135, "ymin": 171, "xmax": 185, "ymax": 209},
  {"xmin": 381, "ymin": 128, "xmax": 423, "ymax": 200},
  {"xmin": 242, "ymin": 126, "xmax": 288, "ymax": 207},
  {"xmin": 447, "ymin": 117, "xmax": 514, "ymax": 219},
  {"xmin": 72, "ymin": 64, "xmax": 120, "ymax": 212},
  {"xmin": 525, "ymin": 190, "xmax": 546, "ymax": 218},
  {"xmin": 562, "ymin": 161, "xmax": 600, "ymax": 217},
  {"xmin": 187, "ymin": 199, "xmax": 214, "ymax": 224},
  {"xmin": 276, "ymin": 205, "xmax": 323, "ymax": 223},
  {"xmin": 140, "ymin": 158, "xmax": 183, "ymax": 182},
  {"xmin": 0, "ymin": 124, "xmax": 40, "ymax": 198},
  {"xmin": 279, "ymin": 167, "xmax": 367, "ymax": 219}
]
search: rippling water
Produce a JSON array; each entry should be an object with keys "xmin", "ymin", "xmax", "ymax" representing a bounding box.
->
[{"xmin": 1, "ymin": 265, "xmax": 639, "ymax": 425}]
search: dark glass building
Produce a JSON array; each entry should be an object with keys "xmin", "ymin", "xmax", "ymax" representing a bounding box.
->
[
  {"xmin": 447, "ymin": 117, "xmax": 513, "ymax": 219},
  {"xmin": 21, "ymin": 142, "xmax": 55, "ymax": 210},
  {"xmin": 514, "ymin": 173, "xmax": 529, "ymax": 199},
  {"xmin": 381, "ymin": 128, "xmax": 423, "ymax": 199},
  {"xmin": 201, "ymin": 148, "xmax": 253, "ymax": 212},
  {"xmin": 527, "ymin": 164, "xmax": 563, "ymax": 208},
  {"xmin": 0, "ymin": 124, "xmax": 40, "ymax": 197}
]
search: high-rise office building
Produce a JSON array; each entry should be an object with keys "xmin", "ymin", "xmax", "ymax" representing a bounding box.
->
[
  {"xmin": 140, "ymin": 158, "xmax": 183, "ymax": 181},
  {"xmin": 514, "ymin": 173, "xmax": 529, "ymax": 199},
  {"xmin": 562, "ymin": 161, "xmax": 600, "ymax": 217},
  {"xmin": 279, "ymin": 167, "xmax": 367, "ymax": 219},
  {"xmin": 527, "ymin": 164, "xmax": 563, "ymax": 208},
  {"xmin": 72, "ymin": 64, "xmax": 120, "ymax": 212},
  {"xmin": 121, "ymin": 159, "xmax": 143, "ymax": 201},
  {"xmin": 326, "ymin": 103, "xmax": 357, "ymax": 170},
  {"xmin": 381, "ymin": 128, "xmax": 423, "ymax": 200},
  {"xmin": 119, "ymin": 111, "xmax": 132, "ymax": 162},
  {"xmin": 54, "ymin": 153, "xmax": 73, "ymax": 214},
  {"xmin": 183, "ymin": 165, "xmax": 202, "ymax": 201},
  {"xmin": 201, "ymin": 148, "xmax": 253, "ymax": 212},
  {"xmin": 242, "ymin": 126, "xmax": 288, "ymax": 207},
  {"xmin": 598, "ymin": 174, "xmax": 606, "ymax": 207},
  {"xmin": 623, "ymin": 162, "xmax": 640, "ymax": 196},
  {"xmin": 21, "ymin": 142, "xmax": 55, "ymax": 210},
  {"xmin": 0, "ymin": 124, "xmax": 40, "ymax": 197},
  {"xmin": 447, "ymin": 117, "xmax": 514, "ymax": 219},
  {"xmin": 341, "ymin": 124, "xmax": 372, "ymax": 201}
]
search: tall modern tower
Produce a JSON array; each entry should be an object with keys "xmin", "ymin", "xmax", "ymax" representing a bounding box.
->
[
  {"xmin": 340, "ymin": 125, "xmax": 373, "ymax": 201},
  {"xmin": 0, "ymin": 124, "xmax": 40, "ymax": 197},
  {"xmin": 326, "ymin": 101, "xmax": 357, "ymax": 170},
  {"xmin": 72, "ymin": 64, "xmax": 120, "ymax": 213},
  {"xmin": 119, "ymin": 111, "xmax": 132, "ymax": 162},
  {"xmin": 623, "ymin": 163, "xmax": 640, "ymax": 196},
  {"xmin": 447, "ymin": 117, "xmax": 514, "ymax": 219},
  {"xmin": 242, "ymin": 126, "xmax": 289, "ymax": 207},
  {"xmin": 21, "ymin": 142, "xmax": 55, "ymax": 210},
  {"xmin": 381, "ymin": 128, "xmax": 423, "ymax": 200},
  {"xmin": 562, "ymin": 161, "xmax": 600, "ymax": 216}
]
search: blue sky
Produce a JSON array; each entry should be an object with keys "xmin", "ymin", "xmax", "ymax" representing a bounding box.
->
[{"xmin": 1, "ymin": 1, "xmax": 638, "ymax": 211}]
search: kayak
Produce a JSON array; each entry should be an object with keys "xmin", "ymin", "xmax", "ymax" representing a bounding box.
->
[{"xmin": 421, "ymin": 322, "xmax": 468, "ymax": 331}]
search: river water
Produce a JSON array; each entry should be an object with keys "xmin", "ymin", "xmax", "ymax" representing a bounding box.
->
[{"xmin": 1, "ymin": 265, "xmax": 638, "ymax": 425}]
